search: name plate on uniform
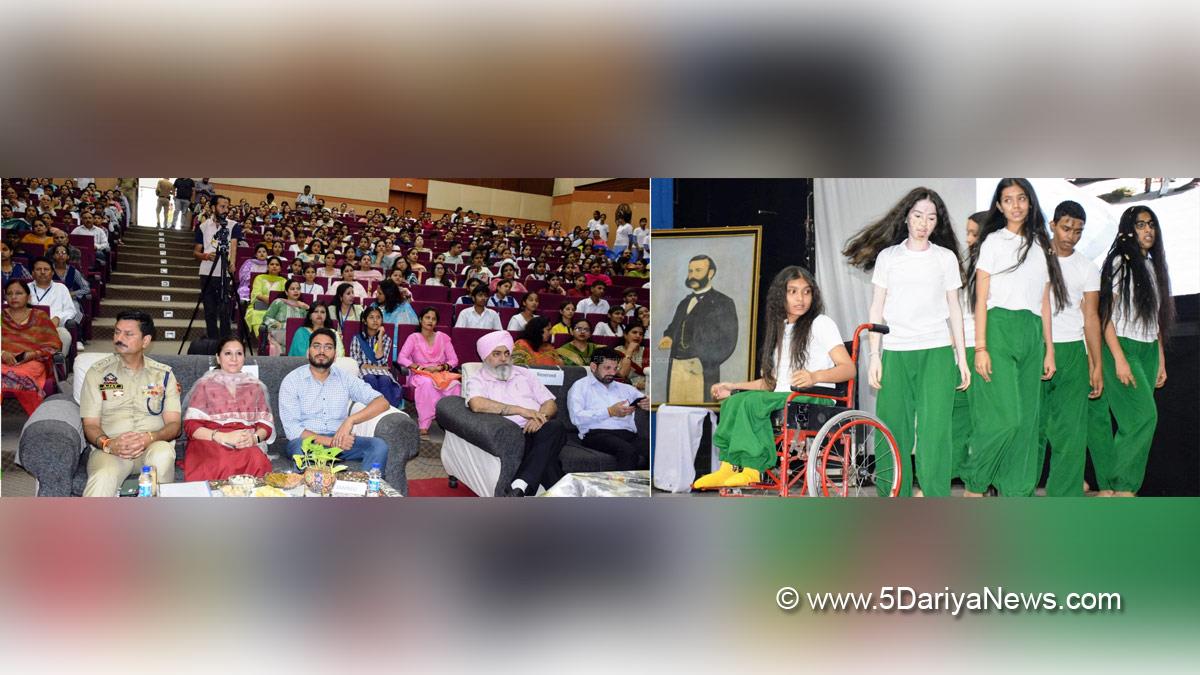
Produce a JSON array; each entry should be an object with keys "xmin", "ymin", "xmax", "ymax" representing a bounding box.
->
[{"xmin": 534, "ymin": 369, "xmax": 565, "ymax": 387}]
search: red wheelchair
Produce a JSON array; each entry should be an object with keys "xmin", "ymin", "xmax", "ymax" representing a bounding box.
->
[{"xmin": 713, "ymin": 323, "xmax": 903, "ymax": 498}]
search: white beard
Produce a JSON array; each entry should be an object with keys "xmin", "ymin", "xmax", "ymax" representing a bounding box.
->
[{"xmin": 483, "ymin": 363, "xmax": 513, "ymax": 381}]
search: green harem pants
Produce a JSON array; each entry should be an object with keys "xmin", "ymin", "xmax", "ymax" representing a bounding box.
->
[
  {"xmin": 1085, "ymin": 337, "xmax": 1160, "ymax": 493},
  {"xmin": 875, "ymin": 346, "xmax": 958, "ymax": 497},
  {"xmin": 962, "ymin": 307, "xmax": 1044, "ymax": 496},
  {"xmin": 1038, "ymin": 340, "xmax": 1090, "ymax": 496}
]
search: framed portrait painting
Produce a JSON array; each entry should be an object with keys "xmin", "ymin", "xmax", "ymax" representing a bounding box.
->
[{"xmin": 650, "ymin": 226, "xmax": 762, "ymax": 409}]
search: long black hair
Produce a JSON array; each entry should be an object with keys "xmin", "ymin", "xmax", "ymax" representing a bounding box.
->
[
  {"xmin": 1099, "ymin": 205, "xmax": 1173, "ymax": 338},
  {"xmin": 842, "ymin": 186, "xmax": 963, "ymax": 282},
  {"xmin": 379, "ymin": 279, "xmax": 402, "ymax": 312},
  {"xmin": 759, "ymin": 266, "xmax": 824, "ymax": 391},
  {"xmin": 522, "ymin": 315, "xmax": 551, "ymax": 350},
  {"xmin": 965, "ymin": 178, "xmax": 1068, "ymax": 312}
]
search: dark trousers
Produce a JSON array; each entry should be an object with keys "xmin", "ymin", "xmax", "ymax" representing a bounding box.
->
[
  {"xmin": 518, "ymin": 418, "xmax": 567, "ymax": 490},
  {"xmin": 200, "ymin": 273, "xmax": 231, "ymax": 339},
  {"xmin": 581, "ymin": 428, "xmax": 648, "ymax": 470}
]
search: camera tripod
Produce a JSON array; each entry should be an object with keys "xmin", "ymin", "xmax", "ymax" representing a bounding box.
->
[{"xmin": 178, "ymin": 219, "xmax": 238, "ymax": 354}]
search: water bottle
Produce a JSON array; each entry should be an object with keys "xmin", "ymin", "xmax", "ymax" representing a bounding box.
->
[
  {"xmin": 367, "ymin": 463, "xmax": 382, "ymax": 497},
  {"xmin": 137, "ymin": 466, "xmax": 153, "ymax": 497}
]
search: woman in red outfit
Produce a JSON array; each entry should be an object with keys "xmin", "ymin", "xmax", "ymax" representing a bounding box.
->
[{"xmin": 181, "ymin": 336, "xmax": 275, "ymax": 481}]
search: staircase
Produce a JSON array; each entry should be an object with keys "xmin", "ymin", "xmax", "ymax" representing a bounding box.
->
[{"xmin": 87, "ymin": 223, "xmax": 210, "ymax": 355}]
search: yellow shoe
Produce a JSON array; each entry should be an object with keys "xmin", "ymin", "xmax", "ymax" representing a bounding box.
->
[
  {"xmin": 693, "ymin": 461, "xmax": 737, "ymax": 490},
  {"xmin": 722, "ymin": 467, "xmax": 761, "ymax": 488}
]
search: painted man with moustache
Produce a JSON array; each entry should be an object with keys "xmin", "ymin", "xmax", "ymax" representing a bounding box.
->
[{"xmin": 659, "ymin": 254, "xmax": 737, "ymax": 403}]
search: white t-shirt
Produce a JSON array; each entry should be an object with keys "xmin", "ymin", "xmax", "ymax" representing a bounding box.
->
[
  {"xmin": 587, "ymin": 218, "xmax": 602, "ymax": 234},
  {"xmin": 576, "ymin": 297, "xmax": 610, "ymax": 316},
  {"xmin": 593, "ymin": 322, "xmax": 624, "ymax": 338},
  {"xmin": 507, "ymin": 312, "xmax": 531, "ymax": 331},
  {"xmin": 634, "ymin": 226, "xmax": 649, "ymax": 248},
  {"xmin": 871, "ymin": 240, "xmax": 962, "ymax": 351},
  {"xmin": 1051, "ymin": 250, "xmax": 1101, "ymax": 343},
  {"xmin": 773, "ymin": 314, "xmax": 844, "ymax": 392},
  {"xmin": 1111, "ymin": 256, "xmax": 1159, "ymax": 343},
  {"xmin": 455, "ymin": 306, "xmax": 502, "ymax": 330},
  {"xmin": 614, "ymin": 223, "xmax": 633, "ymax": 247},
  {"xmin": 977, "ymin": 229, "xmax": 1049, "ymax": 315}
]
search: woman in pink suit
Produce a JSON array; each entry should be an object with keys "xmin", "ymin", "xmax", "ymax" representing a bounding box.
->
[{"xmin": 397, "ymin": 306, "xmax": 461, "ymax": 436}]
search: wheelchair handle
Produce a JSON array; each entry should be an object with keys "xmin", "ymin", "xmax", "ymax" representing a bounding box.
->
[{"xmin": 867, "ymin": 323, "xmax": 890, "ymax": 334}]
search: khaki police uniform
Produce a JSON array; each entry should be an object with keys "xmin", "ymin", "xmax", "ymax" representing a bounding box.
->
[{"xmin": 79, "ymin": 354, "xmax": 181, "ymax": 497}]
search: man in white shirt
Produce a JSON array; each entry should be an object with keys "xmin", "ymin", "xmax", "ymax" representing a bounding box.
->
[
  {"xmin": 454, "ymin": 285, "xmax": 503, "ymax": 329},
  {"xmin": 443, "ymin": 242, "xmax": 465, "ymax": 265},
  {"xmin": 633, "ymin": 217, "xmax": 649, "ymax": 250},
  {"xmin": 296, "ymin": 185, "xmax": 317, "ymax": 212},
  {"xmin": 566, "ymin": 347, "xmax": 650, "ymax": 470},
  {"xmin": 1041, "ymin": 200, "xmax": 1103, "ymax": 497},
  {"xmin": 29, "ymin": 257, "xmax": 79, "ymax": 349},
  {"xmin": 193, "ymin": 195, "xmax": 242, "ymax": 339},
  {"xmin": 71, "ymin": 212, "xmax": 110, "ymax": 264},
  {"xmin": 586, "ymin": 210, "xmax": 603, "ymax": 238},
  {"xmin": 575, "ymin": 281, "xmax": 610, "ymax": 316}
]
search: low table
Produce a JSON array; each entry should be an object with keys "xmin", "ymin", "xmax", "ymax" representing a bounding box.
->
[
  {"xmin": 542, "ymin": 470, "xmax": 651, "ymax": 497},
  {"xmin": 159, "ymin": 471, "xmax": 403, "ymax": 498}
]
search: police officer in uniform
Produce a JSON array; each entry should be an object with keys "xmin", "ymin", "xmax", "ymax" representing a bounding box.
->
[{"xmin": 80, "ymin": 310, "xmax": 182, "ymax": 497}]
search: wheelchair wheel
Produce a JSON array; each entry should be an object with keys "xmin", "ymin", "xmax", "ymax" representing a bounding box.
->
[{"xmin": 805, "ymin": 410, "xmax": 902, "ymax": 497}]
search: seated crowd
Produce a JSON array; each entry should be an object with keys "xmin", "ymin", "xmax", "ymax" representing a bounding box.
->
[
  {"xmin": 3, "ymin": 177, "xmax": 131, "ymax": 412},
  {"xmin": 8, "ymin": 183, "xmax": 651, "ymax": 496}
]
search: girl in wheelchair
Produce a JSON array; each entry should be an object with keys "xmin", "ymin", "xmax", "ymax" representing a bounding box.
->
[{"xmin": 694, "ymin": 266, "xmax": 855, "ymax": 489}]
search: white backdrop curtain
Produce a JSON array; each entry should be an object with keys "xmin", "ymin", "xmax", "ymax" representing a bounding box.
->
[{"xmin": 813, "ymin": 178, "xmax": 977, "ymax": 416}]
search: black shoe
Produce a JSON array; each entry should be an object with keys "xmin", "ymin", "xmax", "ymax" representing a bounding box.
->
[{"xmin": 503, "ymin": 485, "xmax": 526, "ymax": 498}]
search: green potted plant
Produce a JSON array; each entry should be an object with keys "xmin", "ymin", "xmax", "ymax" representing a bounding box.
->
[{"xmin": 293, "ymin": 437, "xmax": 348, "ymax": 496}]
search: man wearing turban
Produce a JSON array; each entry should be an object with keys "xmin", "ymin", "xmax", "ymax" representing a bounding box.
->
[{"xmin": 463, "ymin": 330, "xmax": 567, "ymax": 496}]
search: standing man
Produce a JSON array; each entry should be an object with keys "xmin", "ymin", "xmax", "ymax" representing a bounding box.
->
[
  {"xmin": 659, "ymin": 254, "xmax": 737, "ymax": 403},
  {"xmin": 155, "ymin": 177, "xmax": 174, "ymax": 228},
  {"xmin": 80, "ymin": 310, "xmax": 181, "ymax": 497},
  {"xmin": 566, "ymin": 347, "xmax": 650, "ymax": 470},
  {"xmin": 296, "ymin": 185, "xmax": 317, "ymax": 213},
  {"xmin": 194, "ymin": 177, "xmax": 216, "ymax": 204},
  {"xmin": 172, "ymin": 177, "xmax": 195, "ymax": 230},
  {"xmin": 1039, "ymin": 201, "xmax": 1103, "ymax": 497},
  {"xmin": 193, "ymin": 195, "xmax": 241, "ymax": 339},
  {"xmin": 278, "ymin": 328, "xmax": 391, "ymax": 472},
  {"xmin": 465, "ymin": 330, "xmax": 567, "ymax": 496}
]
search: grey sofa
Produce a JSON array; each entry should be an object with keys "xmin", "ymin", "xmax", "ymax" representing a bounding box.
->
[
  {"xmin": 18, "ymin": 354, "xmax": 420, "ymax": 496},
  {"xmin": 435, "ymin": 365, "xmax": 649, "ymax": 497}
]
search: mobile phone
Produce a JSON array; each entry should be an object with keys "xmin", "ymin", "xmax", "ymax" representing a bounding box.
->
[
  {"xmin": 628, "ymin": 396, "xmax": 646, "ymax": 406},
  {"xmin": 14, "ymin": 352, "xmax": 27, "ymax": 363}
]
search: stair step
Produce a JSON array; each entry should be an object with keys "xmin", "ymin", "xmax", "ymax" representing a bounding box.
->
[
  {"xmin": 110, "ymin": 272, "xmax": 203, "ymax": 290},
  {"xmin": 97, "ymin": 298, "xmax": 205, "ymax": 319}
]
